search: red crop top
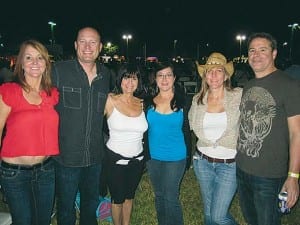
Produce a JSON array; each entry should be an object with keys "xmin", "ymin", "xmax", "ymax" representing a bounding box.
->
[{"xmin": 0, "ymin": 82, "xmax": 59, "ymax": 157}]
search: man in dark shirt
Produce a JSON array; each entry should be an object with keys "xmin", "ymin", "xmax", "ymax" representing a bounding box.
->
[
  {"xmin": 52, "ymin": 27, "xmax": 112, "ymax": 225},
  {"xmin": 236, "ymin": 32, "xmax": 300, "ymax": 225}
]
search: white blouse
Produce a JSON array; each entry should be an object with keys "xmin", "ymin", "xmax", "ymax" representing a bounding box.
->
[{"xmin": 199, "ymin": 112, "xmax": 236, "ymax": 159}]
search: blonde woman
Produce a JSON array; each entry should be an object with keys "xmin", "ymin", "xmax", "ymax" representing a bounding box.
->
[{"xmin": 189, "ymin": 52, "xmax": 242, "ymax": 225}]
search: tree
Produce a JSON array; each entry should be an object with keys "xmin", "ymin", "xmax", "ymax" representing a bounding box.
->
[{"xmin": 102, "ymin": 43, "xmax": 119, "ymax": 56}]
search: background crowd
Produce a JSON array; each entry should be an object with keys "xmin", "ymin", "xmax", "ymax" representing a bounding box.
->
[{"xmin": 0, "ymin": 27, "xmax": 300, "ymax": 225}]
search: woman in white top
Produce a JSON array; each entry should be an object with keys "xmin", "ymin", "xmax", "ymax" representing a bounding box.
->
[
  {"xmin": 188, "ymin": 52, "xmax": 242, "ymax": 225},
  {"xmin": 104, "ymin": 64, "xmax": 148, "ymax": 225}
]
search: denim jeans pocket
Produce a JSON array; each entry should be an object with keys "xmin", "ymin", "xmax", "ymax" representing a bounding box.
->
[
  {"xmin": 40, "ymin": 160, "xmax": 55, "ymax": 172},
  {"xmin": 224, "ymin": 161, "xmax": 236, "ymax": 167},
  {"xmin": 0, "ymin": 166, "xmax": 19, "ymax": 180}
]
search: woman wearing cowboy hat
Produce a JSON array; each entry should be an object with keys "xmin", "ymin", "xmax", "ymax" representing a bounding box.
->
[{"xmin": 188, "ymin": 52, "xmax": 242, "ymax": 225}]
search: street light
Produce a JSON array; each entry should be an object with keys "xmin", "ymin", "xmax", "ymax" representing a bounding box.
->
[
  {"xmin": 236, "ymin": 34, "xmax": 246, "ymax": 58},
  {"xmin": 0, "ymin": 34, "xmax": 3, "ymax": 48},
  {"xmin": 48, "ymin": 21, "xmax": 56, "ymax": 45},
  {"xmin": 143, "ymin": 43, "xmax": 147, "ymax": 65},
  {"xmin": 288, "ymin": 23, "xmax": 300, "ymax": 60},
  {"xmin": 196, "ymin": 43, "xmax": 200, "ymax": 60},
  {"xmin": 122, "ymin": 34, "xmax": 132, "ymax": 60},
  {"xmin": 173, "ymin": 39, "xmax": 178, "ymax": 57}
]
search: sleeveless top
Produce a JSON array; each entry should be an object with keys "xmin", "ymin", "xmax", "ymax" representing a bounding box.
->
[
  {"xmin": 106, "ymin": 107, "xmax": 148, "ymax": 157},
  {"xmin": 146, "ymin": 107, "xmax": 187, "ymax": 161}
]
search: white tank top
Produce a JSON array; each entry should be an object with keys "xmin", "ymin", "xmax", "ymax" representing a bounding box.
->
[
  {"xmin": 106, "ymin": 107, "xmax": 148, "ymax": 157},
  {"xmin": 199, "ymin": 112, "xmax": 236, "ymax": 159}
]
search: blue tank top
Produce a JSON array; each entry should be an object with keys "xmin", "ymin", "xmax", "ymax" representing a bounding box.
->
[{"xmin": 146, "ymin": 107, "xmax": 187, "ymax": 161}]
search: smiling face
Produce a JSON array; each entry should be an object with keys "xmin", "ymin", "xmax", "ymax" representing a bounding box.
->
[
  {"xmin": 248, "ymin": 37, "xmax": 277, "ymax": 78},
  {"xmin": 74, "ymin": 27, "xmax": 102, "ymax": 64},
  {"xmin": 155, "ymin": 67, "xmax": 176, "ymax": 92},
  {"xmin": 205, "ymin": 66, "xmax": 226, "ymax": 90},
  {"xmin": 121, "ymin": 74, "xmax": 139, "ymax": 94},
  {"xmin": 22, "ymin": 45, "xmax": 46, "ymax": 80}
]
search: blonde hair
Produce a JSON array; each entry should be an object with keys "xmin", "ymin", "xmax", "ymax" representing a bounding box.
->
[{"xmin": 196, "ymin": 67, "xmax": 232, "ymax": 105}]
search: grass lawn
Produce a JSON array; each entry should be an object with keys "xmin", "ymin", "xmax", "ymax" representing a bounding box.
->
[{"xmin": 1, "ymin": 169, "xmax": 299, "ymax": 225}]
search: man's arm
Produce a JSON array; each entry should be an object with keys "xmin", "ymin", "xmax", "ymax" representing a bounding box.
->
[{"xmin": 281, "ymin": 114, "xmax": 300, "ymax": 208}]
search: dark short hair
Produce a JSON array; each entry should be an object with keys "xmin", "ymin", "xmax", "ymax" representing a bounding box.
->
[
  {"xmin": 247, "ymin": 32, "xmax": 277, "ymax": 50},
  {"xmin": 153, "ymin": 61, "xmax": 175, "ymax": 76},
  {"xmin": 113, "ymin": 63, "xmax": 143, "ymax": 96}
]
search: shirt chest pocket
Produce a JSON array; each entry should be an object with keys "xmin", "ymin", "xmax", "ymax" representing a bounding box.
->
[{"xmin": 62, "ymin": 86, "xmax": 82, "ymax": 109}]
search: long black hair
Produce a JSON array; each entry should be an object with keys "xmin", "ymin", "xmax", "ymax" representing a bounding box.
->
[{"xmin": 150, "ymin": 61, "xmax": 186, "ymax": 112}]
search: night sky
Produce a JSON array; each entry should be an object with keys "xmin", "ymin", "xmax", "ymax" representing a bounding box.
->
[{"xmin": 1, "ymin": 0, "xmax": 300, "ymax": 59}]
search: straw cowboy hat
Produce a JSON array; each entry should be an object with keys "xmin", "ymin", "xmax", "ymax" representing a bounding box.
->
[{"xmin": 196, "ymin": 52, "xmax": 234, "ymax": 77}]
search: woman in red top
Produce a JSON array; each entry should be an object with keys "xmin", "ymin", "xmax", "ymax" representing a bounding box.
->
[{"xmin": 0, "ymin": 40, "xmax": 59, "ymax": 225}]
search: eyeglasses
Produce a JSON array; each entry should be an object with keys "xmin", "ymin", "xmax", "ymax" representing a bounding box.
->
[{"xmin": 156, "ymin": 73, "xmax": 174, "ymax": 79}]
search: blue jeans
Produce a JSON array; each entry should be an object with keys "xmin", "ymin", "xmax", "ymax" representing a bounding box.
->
[
  {"xmin": 0, "ymin": 159, "xmax": 55, "ymax": 225},
  {"xmin": 55, "ymin": 161, "xmax": 101, "ymax": 225},
  {"xmin": 236, "ymin": 167, "xmax": 285, "ymax": 225},
  {"xmin": 193, "ymin": 155, "xmax": 238, "ymax": 225},
  {"xmin": 147, "ymin": 159, "xmax": 186, "ymax": 225}
]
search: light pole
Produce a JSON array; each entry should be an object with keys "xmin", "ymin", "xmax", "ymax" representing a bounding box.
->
[
  {"xmin": 236, "ymin": 34, "xmax": 246, "ymax": 58},
  {"xmin": 196, "ymin": 43, "xmax": 200, "ymax": 60},
  {"xmin": 288, "ymin": 23, "xmax": 300, "ymax": 60},
  {"xmin": 173, "ymin": 40, "xmax": 177, "ymax": 57},
  {"xmin": 0, "ymin": 34, "xmax": 3, "ymax": 48},
  {"xmin": 122, "ymin": 34, "xmax": 132, "ymax": 61},
  {"xmin": 48, "ymin": 21, "xmax": 56, "ymax": 45},
  {"xmin": 143, "ymin": 43, "xmax": 147, "ymax": 65}
]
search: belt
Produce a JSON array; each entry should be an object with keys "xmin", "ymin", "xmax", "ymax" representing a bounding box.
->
[
  {"xmin": 0, "ymin": 157, "xmax": 52, "ymax": 170},
  {"xmin": 196, "ymin": 150, "xmax": 235, "ymax": 164}
]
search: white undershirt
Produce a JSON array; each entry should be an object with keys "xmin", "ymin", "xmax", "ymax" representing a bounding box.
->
[{"xmin": 198, "ymin": 112, "xmax": 236, "ymax": 159}]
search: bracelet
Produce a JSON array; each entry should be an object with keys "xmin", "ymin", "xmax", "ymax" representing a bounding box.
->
[{"xmin": 288, "ymin": 172, "xmax": 300, "ymax": 179}]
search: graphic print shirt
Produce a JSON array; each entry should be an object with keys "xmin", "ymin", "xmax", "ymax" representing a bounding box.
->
[{"xmin": 236, "ymin": 70, "xmax": 300, "ymax": 178}]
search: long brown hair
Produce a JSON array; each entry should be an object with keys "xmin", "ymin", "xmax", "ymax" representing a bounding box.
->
[{"xmin": 14, "ymin": 39, "xmax": 52, "ymax": 95}]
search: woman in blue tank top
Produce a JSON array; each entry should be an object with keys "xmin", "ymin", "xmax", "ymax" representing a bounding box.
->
[{"xmin": 144, "ymin": 62, "xmax": 191, "ymax": 225}]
